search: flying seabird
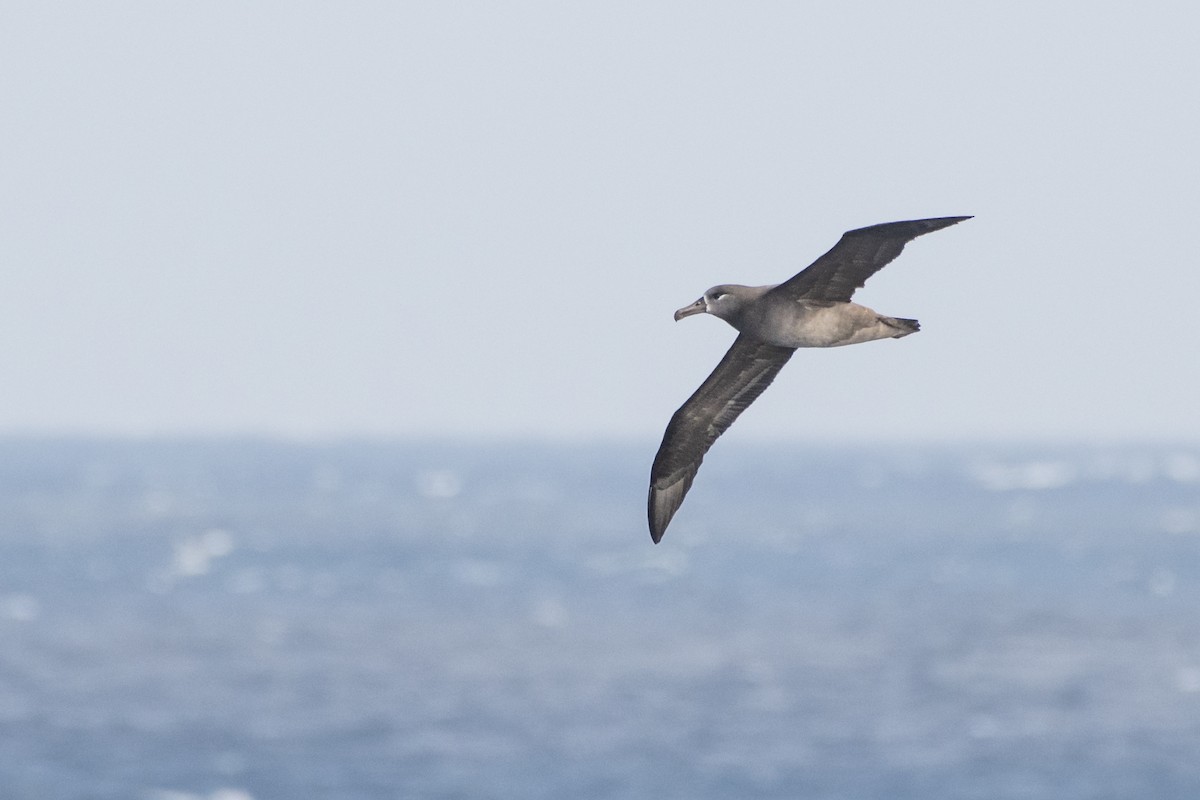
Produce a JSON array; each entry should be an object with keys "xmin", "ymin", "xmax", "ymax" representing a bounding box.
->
[{"xmin": 648, "ymin": 216, "xmax": 970, "ymax": 543}]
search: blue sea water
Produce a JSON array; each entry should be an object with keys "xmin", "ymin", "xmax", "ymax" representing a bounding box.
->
[{"xmin": 2, "ymin": 438, "xmax": 1200, "ymax": 799}]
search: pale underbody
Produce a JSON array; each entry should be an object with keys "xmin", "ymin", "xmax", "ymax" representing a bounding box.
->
[
  {"xmin": 695, "ymin": 284, "xmax": 915, "ymax": 348},
  {"xmin": 745, "ymin": 297, "xmax": 910, "ymax": 348}
]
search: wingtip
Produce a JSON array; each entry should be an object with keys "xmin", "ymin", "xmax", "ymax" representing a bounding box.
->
[
  {"xmin": 845, "ymin": 215, "xmax": 973, "ymax": 239},
  {"xmin": 902, "ymin": 215, "xmax": 972, "ymax": 238},
  {"xmin": 925, "ymin": 215, "xmax": 972, "ymax": 228},
  {"xmin": 648, "ymin": 483, "xmax": 679, "ymax": 544},
  {"xmin": 648, "ymin": 493, "xmax": 669, "ymax": 544}
]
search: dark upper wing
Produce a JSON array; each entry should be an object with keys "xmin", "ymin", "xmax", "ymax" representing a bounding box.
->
[
  {"xmin": 770, "ymin": 216, "xmax": 971, "ymax": 303},
  {"xmin": 648, "ymin": 333, "xmax": 795, "ymax": 543}
]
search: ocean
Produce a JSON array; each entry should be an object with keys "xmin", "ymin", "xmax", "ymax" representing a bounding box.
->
[{"xmin": 2, "ymin": 438, "xmax": 1199, "ymax": 799}]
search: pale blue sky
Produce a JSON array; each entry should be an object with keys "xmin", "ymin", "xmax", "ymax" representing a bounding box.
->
[{"xmin": 2, "ymin": 2, "xmax": 1198, "ymax": 441}]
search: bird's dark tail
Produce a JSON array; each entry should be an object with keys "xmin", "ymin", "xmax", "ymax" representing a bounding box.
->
[{"xmin": 885, "ymin": 317, "xmax": 920, "ymax": 338}]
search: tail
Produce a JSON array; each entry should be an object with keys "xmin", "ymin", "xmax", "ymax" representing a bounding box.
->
[{"xmin": 885, "ymin": 317, "xmax": 920, "ymax": 338}]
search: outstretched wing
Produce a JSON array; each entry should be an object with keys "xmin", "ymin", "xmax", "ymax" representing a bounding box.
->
[
  {"xmin": 648, "ymin": 333, "xmax": 795, "ymax": 543},
  {"xmin": 771, "ymin": 216, "xmax": 970, "ymax": 303}
]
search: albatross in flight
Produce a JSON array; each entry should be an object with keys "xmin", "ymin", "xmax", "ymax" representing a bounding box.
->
[{"xmin": 648, "ymin": 216, "xmax": 970, "ymax": 543}]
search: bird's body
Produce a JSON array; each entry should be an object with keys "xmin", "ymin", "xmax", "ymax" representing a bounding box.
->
[
  {"xmin": 733, "ymin": 291, "xmax": 918, "ymax": 348},
  {"xmin": 648, "ymin": 216, "xmax": 970, "ymax": 543}
]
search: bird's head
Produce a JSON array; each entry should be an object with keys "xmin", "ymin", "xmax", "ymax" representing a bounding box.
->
[{"xmin": 673, "ymin": 285, "xmax": 749, "ymax": 323}]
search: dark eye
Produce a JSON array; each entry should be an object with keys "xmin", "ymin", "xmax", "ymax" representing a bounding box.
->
[{"xmin": 711, "ymin": 292, "xmax": 724, "ymax": 301}]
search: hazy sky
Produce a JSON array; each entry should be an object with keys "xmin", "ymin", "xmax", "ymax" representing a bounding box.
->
[{"xmin": 3, "ymin": 2, "xmax": 1198, "ymax": 442}]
